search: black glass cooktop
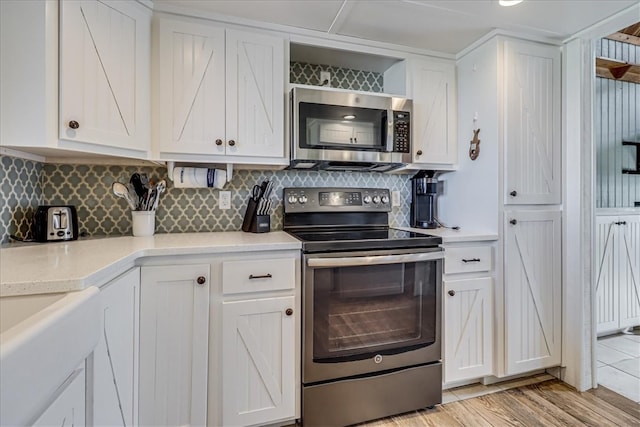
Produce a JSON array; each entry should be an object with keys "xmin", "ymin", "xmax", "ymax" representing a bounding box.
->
[{"xmin": 286, "ymin": 227, "xmax": 442, "ymax": 253}]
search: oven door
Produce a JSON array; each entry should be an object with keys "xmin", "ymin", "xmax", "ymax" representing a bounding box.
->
[{"xmin": 302, "ymin": 248, "xmax": 442, "ymax": 384}]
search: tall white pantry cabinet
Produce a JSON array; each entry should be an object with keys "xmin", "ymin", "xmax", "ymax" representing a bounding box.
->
[{"xmin": 442, "ymin": 36, "xmax": 562, "ymax": 378}]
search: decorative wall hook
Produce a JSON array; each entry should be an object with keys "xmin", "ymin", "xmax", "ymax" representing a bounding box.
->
[{"xmin": 469, "ymin": 128, "xmax": 481, "ymax": 160}]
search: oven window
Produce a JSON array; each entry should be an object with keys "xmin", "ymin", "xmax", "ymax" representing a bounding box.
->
[
  {"xmin": 312, "ymin": 260, "xmax": 436, "ymax": 362},
  {"xmin": 299, "ymin": 102, "xmax": 387, "ymax": 150}
]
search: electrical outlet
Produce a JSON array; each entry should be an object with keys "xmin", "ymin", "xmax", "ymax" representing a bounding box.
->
[
  {"xmin": 320, "ymin": 71, "xmax": 331, "ymax": 86},
  {"xmin": 219, "ymin": 191, "xmax": 231, "ymax": 210},
  {"xmin": 392, "ymin": 190, "xmax": 401, "ymax": 207}
]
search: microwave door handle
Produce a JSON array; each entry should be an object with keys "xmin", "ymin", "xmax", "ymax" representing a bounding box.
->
[
  {"xmin": 307, "ymin": 252, "xmax": 444, "ymax": 268},
  {"xmin": 385, "ymin": 108, "xmax": 394, "ymax": 152}
]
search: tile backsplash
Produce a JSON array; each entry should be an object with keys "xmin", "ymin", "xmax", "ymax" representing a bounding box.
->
[
  {"xmin": 290, "ymin": 62, "xmax": 383, "ymax": 92},
  {"xmin": 1, "ymin": 155, "xmax": 411, "ymax": 243},
  {"xmin": 0, "ymin": 156, "xmax": 43, "ymax": 242}
]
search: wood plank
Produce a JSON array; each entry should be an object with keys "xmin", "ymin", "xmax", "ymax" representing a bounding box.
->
[
  {"xmin": 523, "ymin": 381, "xmax": 622, "ymax": 427},
  {"xmin": 358, "ymin": 379, "xmax": 640, "ymax": 427},
  {"xmin": 606, "ymin": 32, "xmax": 640, "ymax": 47},
  {"xmin": 596, "ymin": 57, "xmax": 640, "ymax": 84},
  {"xmin": 439, "ymin": 400, "xmax": 492, "ymax": 427}
]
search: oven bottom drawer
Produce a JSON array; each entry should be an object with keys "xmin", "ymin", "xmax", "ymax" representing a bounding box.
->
[{"xmin": 302, "ymin": 362, "xmax": 442, "ymax": 427}]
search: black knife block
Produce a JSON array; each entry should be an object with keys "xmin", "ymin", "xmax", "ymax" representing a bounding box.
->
[{"xmin": 241, "ymin": 197, "xmax": 270, "ymax": 233}]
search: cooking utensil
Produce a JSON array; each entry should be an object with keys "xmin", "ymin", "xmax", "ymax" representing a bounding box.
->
[
  {"xmin": 151, "ymin": 180, "xmax": 166, "ymax": 211},
  {"xmin": 112, "ymin": 182, "xmax": 137, "ymax": 210},
  {"xmin": 130, "ymin": 173, "xmax": 147, "ymax": 198}
]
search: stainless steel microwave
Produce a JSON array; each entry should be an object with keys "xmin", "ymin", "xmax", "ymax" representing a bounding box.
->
[{"xmin": 289, "ymin": 87, "xmax": 412, "ymax": 172}]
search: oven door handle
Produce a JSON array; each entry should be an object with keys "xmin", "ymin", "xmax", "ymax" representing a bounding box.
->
[{"xmin": 307, "ymin": 251, "xmax": 443, "ymax": 268}]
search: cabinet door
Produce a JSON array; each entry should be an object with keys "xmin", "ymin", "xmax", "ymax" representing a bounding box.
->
[
  {"xmin": 443, "ymin": 277, "xmax": 493, "ymax": 383},
  {"xmin": 504, "ymin": 210, "xmax": 561, "ymax": 374},
  {"xmin": 91, "ymin": 268, "xmax": 139, "ymax": 426},
  {"xmin": 222, "ymin": 296, "xmax": 295, "ymax": 426},
  {"xmin": 225, "ymin": 29, "xmax": 285, "ymax": 158},
  {"xmin": 33, "ymin": 369, "xmax": 85, "ymax": 427},
  {"xmin": 595, "ymin": 216, "xmax": 620, "ymax": 333},
  {"xmin": 503, "ymin": 40, "xmax": 561, "ymax": 205},
  {"xmin": 410, "ymin": 58, "xmax": 457, "ymax": 166},
  {"xmin": 157, "ymin": 19, "xmax": 226, "ymax": 156},
  {"xmin": 139, "ymin": 264, "xmax": 210, "ymax": 427},
  {"xmin": 619, "ymin": 215, "xmax": 640, "ymax": 328},
  {"xmin": 59, "ymin": 0, "xmax": 150, "ymax": 152}
]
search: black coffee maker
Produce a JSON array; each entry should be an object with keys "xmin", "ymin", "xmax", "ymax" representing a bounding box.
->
[{"xmin": 410, "ymin": 170, "xmax": 439, "ymax": 229}]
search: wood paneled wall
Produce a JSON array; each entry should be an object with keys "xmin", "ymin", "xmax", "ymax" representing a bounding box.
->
[{"xmin": 595, "ymin": 38, "xmax": 640, "ymax": 208}]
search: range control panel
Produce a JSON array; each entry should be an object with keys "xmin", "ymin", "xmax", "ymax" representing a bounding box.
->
[{"xmin": 283, "ymin": 187, "xmax": 391, "ymax": 213}]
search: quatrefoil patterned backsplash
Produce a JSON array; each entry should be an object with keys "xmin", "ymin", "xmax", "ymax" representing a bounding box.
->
[{"xmin": 0, "ymin": 62, "xmax": 398, "ymax": 243}]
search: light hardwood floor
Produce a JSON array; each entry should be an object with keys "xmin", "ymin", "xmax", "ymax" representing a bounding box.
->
[{"xmin": 357, "ymin": 379, "xmax": 640, "ymax": 426}]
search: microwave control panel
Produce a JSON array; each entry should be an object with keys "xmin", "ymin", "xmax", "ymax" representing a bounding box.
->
[{"xmin": 392, "ymin": 111, "xmax": 410, "ymax": 153}]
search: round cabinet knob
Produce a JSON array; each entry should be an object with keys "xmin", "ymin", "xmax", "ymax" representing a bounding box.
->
[
  {"xmin": 228, "ymin": 140, "xmax": 236, "ymax": 146},
  {"xmin": 416, "ymin": 150, "xmax": 423, "ymax": 156},
  {"xmin": 215, "ymin": 139, "xmax": 223, "ymax": 146},
  {"xmin": 372, "ymin": 196, "xmax": 380, "ymax": 204},
  {"xmin": 298, "ymin": 195, "xmax": 308, "ymax": 204},
  {"xmin": 287, "ymin": 195, "xmax": 298, "ymax": 204},
  {"xmin": 285, "ymin": 308, "xmax": 293, "ymax": 316},
  {"xmin": 381, "ymin": 195, "xmax": 390, "ymax": 204},
  {"xmin": 510, "ymin": 190, "xmax": 518, "ymax": 197},
  {"xmin": 448, "ymin": 290, "xmax": 455, "ymax": 296},
  {"xmin": 363, "ymin": 195, "xmax": 372, "ymax": 204},
  {"xmin": 510, "ymin": 219, "xmax": 517, "ymax": 225},
  {"xmin": 196, "ymin": 276, "xmax": 206, "ymax": 285},
  {"xmin": 68, "ymin": 120, "xmax": 80, "ymax": 129}
]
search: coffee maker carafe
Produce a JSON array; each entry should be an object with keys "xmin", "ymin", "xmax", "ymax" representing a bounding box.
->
[{"xmin": 410, "ymin": 170, "xmax": 438, "ymax": 229}]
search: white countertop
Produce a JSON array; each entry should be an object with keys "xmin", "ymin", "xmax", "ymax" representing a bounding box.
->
[
  {"xmin": 397, "ymin": 226, "xmax": 499, "ymax": 243},
  {"xmin": 0, "ymin": 232, "xmax": 301, "ymax": 297}
]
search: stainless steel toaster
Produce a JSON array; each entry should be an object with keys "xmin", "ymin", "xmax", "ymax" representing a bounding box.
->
[{"xmin": 33, "ymin": 205, "xmax": 79, "ymax": 242}]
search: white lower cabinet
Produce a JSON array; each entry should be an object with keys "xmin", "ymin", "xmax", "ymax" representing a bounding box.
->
[
  {"xmin": 443, "ymin": 277, "xmax": 493, "ymax": 383},
  {"xmin": 139, "ymin": 264, "xmax": 210, "ymax": 427},
  {"xmin": 504, "ymin": 210, "xmax": 561, "ymax": 374},
  {"xmin": 222, "ymin": 296, "xmax": 296, "ymax": 427},
  {"xmin": 442, "ymin": 243, "xmax": 494, "ymax": 384},
  {"xmin": 90, "ymin": 268, "xmax": 140, "ymax": 427},
  {"xmin": 32, "ymin": 368, "xmax": 86, "ymax": 427},
  {"xmin": 213, "ymin": 251, "xmax": 299, "ymax": 427},
  {"xmin": 596, "ymin": 214, "xmax": 640, "ymax": 334}
]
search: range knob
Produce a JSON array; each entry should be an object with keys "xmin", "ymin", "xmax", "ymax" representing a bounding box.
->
[
  {"xmin": 381, "ymin": 195, "xmax": 390, "ymax": 204},
  {"xmin": 372, "ymin": 195, "xmax": 380, "ymax": 204},
  {"xmin": 363, "ymin": 195, "xmax": 372, "ymax": 204},
  {"xmin": 287, "ymin": 195, "xmax": 298, "ymax": 204},
  {"xmin": 298, "ymin": 195, "xmax": 308, "ymax": 204}
]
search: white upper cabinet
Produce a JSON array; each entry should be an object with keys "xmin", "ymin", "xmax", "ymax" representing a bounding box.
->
[
  {"xmin": 157, "ymin": 19, "xmax": 226, "ymax": 156},
  {"xmin": 59, "ymin": 0, "xmax": 150, "ymax": 154},
  {"xmin": 0, "ymin": 1, "xmax": 150, "ymax": 157},
  {"xmin": 503, "ymin": 40, "xmax": 561, "ymax": 205},
  {"xmin": 225, "ymin": 29, "xmax": 285, "ymax": 159},
  {"xmin": 155, "ymin": 17, "xmax": 286, "ymax": 163},
  {"xmin": 408, "ymin": 57, "xmax": 457, "ymax": 169}
]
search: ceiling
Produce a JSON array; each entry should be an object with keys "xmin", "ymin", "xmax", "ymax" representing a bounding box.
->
[{"xmin": 154, "ymin": 0, "xmax": 639, "ymax": 55}]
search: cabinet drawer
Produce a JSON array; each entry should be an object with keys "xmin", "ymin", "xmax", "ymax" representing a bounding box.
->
[
  {"xmin": 222, "ymin": 258, "xmax": 295, "ymax": 294},
  {"xmin": 444, "ymin": 246, "xmax": 492, "ymax": 275}
]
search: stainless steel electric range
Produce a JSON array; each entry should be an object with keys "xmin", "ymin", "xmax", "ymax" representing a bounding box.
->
[{"xmin": 283, "ymin": 187, "xmax": 443, "ymax": 427}]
